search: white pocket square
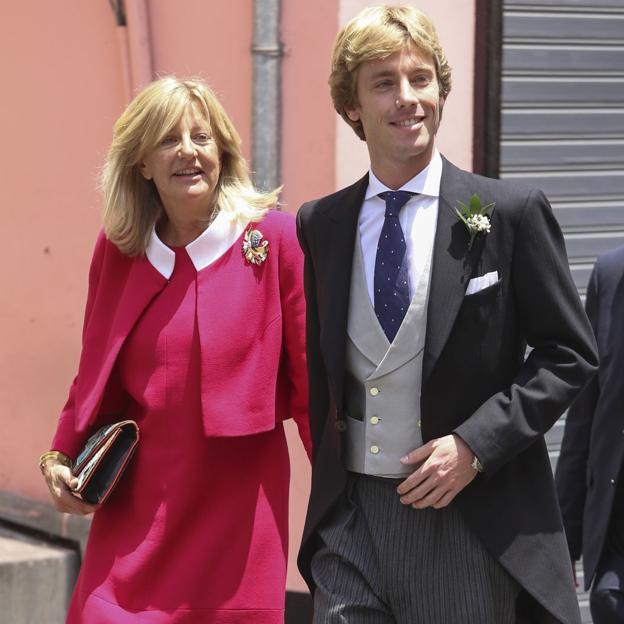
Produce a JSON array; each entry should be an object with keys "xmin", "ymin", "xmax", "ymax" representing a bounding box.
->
[{"xmin": 466, "ymin": 270, "xmax": 499, "ymax": 296}]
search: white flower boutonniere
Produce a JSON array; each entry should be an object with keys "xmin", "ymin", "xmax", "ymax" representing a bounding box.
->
[
  {"xmin": 242, "ymin": 226, "xmax": 269, "ymax": 265},
  {"xmin": 454, "ymin": 194, "xmax": 495, "ymax": 249}
]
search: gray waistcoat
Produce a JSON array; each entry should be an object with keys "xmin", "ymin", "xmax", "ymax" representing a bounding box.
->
[{"xmin": 344, "ymin": 229, "xmax": 432, "ymax": 477}]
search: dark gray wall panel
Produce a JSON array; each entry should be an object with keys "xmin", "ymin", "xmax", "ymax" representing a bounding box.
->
[
  {"xmin": 570, "ymin": 263, "xmax": 594, "ymax": 289},
  {"xmin": 546, "ymin": 418, "xmax": 566, "ymax": 448},
  {"xmin": 502, "ymin": 110, "xmax": 624, "ymax": 136},
  {"xmin": 511, "ymin": 0, "xmax": 624, "ymax": 9},
  {"xmin": 563, "ymin": 231, "xmax": 624, "ymax": 257},
  {"xmin": 502, "ymin": 77, "xmax": 624, "ymax": 105},
  {"xmin": 501, "ymin": 140, "xmax": 624, "ymax": 169},
  {"xmin": 502, "ymin": 11, "xmax": 624, "ymax": 606},
  {"xmin": 505, "ymin": 12, "xmax": 624, "ymax": 40},
  {"xmin": 504, "ymin": 44, "xmax": 624, "ymax": 73},
  {"xmin": 553, "ymin": 201, "xmax": 624, "ymax": 228},
  {"xmin": 500, "ymin": 19, "xmax": 624, "ymax": 619},
  {"xmin": 501, "ymin": 171, "xmax": 624, "ymax": 198}
]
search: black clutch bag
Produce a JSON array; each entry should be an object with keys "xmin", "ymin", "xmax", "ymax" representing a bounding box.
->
[{"xmin": 71, "ymin": 420, "xmax": 139, "ymax": 505}]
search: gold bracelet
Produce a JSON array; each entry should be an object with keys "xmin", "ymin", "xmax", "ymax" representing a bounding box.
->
[{"xmin": 38, "ymin": 450, "xmax": 73, "ymax": 474}]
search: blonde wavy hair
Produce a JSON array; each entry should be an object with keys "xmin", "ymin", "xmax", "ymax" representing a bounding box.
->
[
  {"xmin": 102, "ymin": 76, "xmax": 279, "ymax": 256},
  {"xmin": 330, "ymin": 5, "xmax": 452, "ymax": 141}
]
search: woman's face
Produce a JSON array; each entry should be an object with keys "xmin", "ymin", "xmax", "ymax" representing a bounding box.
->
[{"xmin": 140, "ymin": 103, "xmax": 221, "ymax": 216}]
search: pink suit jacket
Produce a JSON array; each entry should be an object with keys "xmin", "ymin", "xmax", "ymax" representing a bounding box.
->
[{"xmin": 52, "ymin": 210, "xmax": 311, "ymax": 459}]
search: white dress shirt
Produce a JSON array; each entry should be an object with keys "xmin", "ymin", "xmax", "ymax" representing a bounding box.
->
[{"xmin": 359, "ymin": 150, "xmax": 442, "ymax": 306}]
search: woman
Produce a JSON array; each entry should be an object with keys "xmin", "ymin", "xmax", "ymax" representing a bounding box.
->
[{"xmin": 39, "ymin": 76, "xmax": 311, "ymax": 623}]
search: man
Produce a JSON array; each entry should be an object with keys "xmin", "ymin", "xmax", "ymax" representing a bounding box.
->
[
  {"xmin": 556, "ymin": 245, "xmax": 624, "ymax": 623},
  {"xmin": 296, "ymin": 6, "xmax": 598, "ymax": 624}
]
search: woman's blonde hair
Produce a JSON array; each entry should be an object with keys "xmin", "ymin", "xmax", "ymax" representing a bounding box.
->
[
  {"xmin": 102, "ymin": 76, "xmax": 279, "ymax": 256},
  {"xmin": 330, "ymin": 5, "xmax": 452, "ymax": 141}
]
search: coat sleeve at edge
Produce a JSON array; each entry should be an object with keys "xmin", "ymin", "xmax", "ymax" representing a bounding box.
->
[
  {"xmin": 555, "ymin": 262, "xmax": 601, "ymax": 559},
  {"xmin": 278, "ymin": 214, "xmax": 312, "ymax": 459},
  {"xmin": 454, "ymin": 189, "xmax": 599, "ymax": 475},
  {"xmin": 50, "ymin": 232, "xmax": 108, "ymax": 460},
  {"xmin": 296, "ymin": 206, "xmax": 330, "ymax": 461}
]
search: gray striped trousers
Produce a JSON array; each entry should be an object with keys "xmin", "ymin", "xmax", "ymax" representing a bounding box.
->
[{"xmin": 311, "ymin": 473, "xmax": 520, "ymax": 624}]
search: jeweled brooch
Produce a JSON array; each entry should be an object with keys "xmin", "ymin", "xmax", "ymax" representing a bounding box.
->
[{"xmin": 242, "ymin": 226, "xmax": 269, "ymax": 265}]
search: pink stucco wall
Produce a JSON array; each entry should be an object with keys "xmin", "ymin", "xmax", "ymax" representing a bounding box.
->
[
  {"xmin": 0, "ymin": 0, "xmax": 258, "ymax": 498},
  {"xmin": 147, "ymin": 0, "xmax": 253, "ymax": 159},
  {"xmin": 1, "ymin": 2, "xmax": 124, "ymax": 498},
  {"xmin": 1, "ymin": 0, "xmax": 474, "ymax": 596}
]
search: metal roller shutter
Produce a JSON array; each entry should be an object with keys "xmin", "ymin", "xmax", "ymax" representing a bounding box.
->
[{"xmin": 500, "ymin": 2, "xmax": 624, "ymax": 620}]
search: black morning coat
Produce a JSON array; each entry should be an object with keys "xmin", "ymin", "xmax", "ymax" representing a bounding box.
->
[
  {"xmin": 296, "ymin": 158, "xmax": 599, "ymax": 624},
  {"xmin": 556, "ymin": 244, "xmax": 624, "ymax": 590}
]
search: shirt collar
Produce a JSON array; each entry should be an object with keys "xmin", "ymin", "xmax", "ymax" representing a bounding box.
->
[
  {"xmin": 145, "ymin": 208, "xmax": 247, "ymax": 278},
  {"xmin": 365, "ymin": 149, "xmax": 443, "ymax": 200}
]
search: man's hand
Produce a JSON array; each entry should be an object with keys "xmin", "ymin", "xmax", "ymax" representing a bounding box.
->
[{"xmin": 396, "ymin": 434, "xmax": 479, "ymax": 509}]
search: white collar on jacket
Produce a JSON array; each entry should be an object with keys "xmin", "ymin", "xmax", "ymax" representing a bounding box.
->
[{"xmin": 145, "ymin": 209, "xmax": 247, "ymax": 278}]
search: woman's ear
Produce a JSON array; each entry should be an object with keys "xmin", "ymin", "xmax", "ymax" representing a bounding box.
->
[{"xmin": 139, "ymin": 161, "xmax": 152, "ymax": 180}]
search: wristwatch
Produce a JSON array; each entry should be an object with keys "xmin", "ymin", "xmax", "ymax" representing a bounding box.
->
[{"xmin": 471, "ymin": 454, "xmax": 484, "ymax": 473}]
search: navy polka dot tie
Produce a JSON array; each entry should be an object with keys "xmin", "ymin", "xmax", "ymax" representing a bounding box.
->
[{"xmin": 374, "ymin": 191, "xmax": 414, "ymax": 342}]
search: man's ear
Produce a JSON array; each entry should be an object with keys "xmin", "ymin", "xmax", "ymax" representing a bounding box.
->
[
  {"xmin": 345, "ymin": 107, "xmax": 361, "ymax": 123},
  {"xmin": 438, "ymin": 96, "xmax": 446, "ymax": 122},
  {"xmin": 139, "ymin": 161, "xmax": 152, "ymax": 180}
]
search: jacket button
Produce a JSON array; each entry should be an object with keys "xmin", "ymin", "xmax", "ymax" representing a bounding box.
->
[
  {"xmin": 335, "ymin": 420, "xmax": 347, "ymax": 432},
  {"xmin": 370, "ymin": 387, "xmax": 380, "ymax": 396},
  {"xmin": 370, "ymin": 416, "xmax": 379, "ymax": 425},
  {"xmin": 370, "ymin": 445, "xmax": 380, "ymax": 454},
  {"xmin": 611, "ymin": 478, "xmax": 616, "ymax": 486}
]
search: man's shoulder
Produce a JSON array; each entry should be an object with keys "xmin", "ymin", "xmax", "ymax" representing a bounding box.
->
[
  {"xmin": 595, "ymin": 244, "xmax": 624, "ymax": 276},
  {"xmin": 442, "ymin": 158, "xmax": 539, "ymax": 205},
  {"xmin": 298, "ymin": 174, "xmax": 368, "ymax": 223},
  {"xmin": 441, "ymin": 158, "xmax": 555, "ymax": 236}
]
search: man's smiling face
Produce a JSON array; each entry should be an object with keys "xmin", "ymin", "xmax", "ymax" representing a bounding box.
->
[{"xmin": 346, "ymin": 43, "xmax": 444, "ymax": 186}]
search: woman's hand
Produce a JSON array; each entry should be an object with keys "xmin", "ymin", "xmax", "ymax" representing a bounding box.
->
[{"xmin": 41, "ymin": 458, "xmax": 98, "ymax": 515}]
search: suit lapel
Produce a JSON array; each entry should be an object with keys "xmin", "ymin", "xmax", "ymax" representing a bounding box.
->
[
  {"xmin": 76, "ymin": 256, "xmax": 168, "ymax": 429},
  {"xmin": 318, "ymin": 175, "xmax": 368, "ymax": 410},
  {"xmin": 347, "ymin": 227, "xmax": 390, "ymax": 366},
  {"xmin": 112, "ymin": 256, "xmax": 168, "ymax": 343},
  {"xmin": 423, "ymin": 159, "xmax": 485, "ymax": 383}
]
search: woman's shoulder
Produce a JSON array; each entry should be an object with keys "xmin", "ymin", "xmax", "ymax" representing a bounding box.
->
[
  {"xmin": 90, "ymin": 229, "xmax": 135, "ymax": 278},
  {"xmin": 248, "ymin": 209, "xmax": 301, "ymax": 269},
  {"xmin": 255, "ymin": 208, "xmax": 297, "ymax": 242},
  {"xmin": 259, "ymin": 207, "xmax": 294, "ymax": 227}
]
